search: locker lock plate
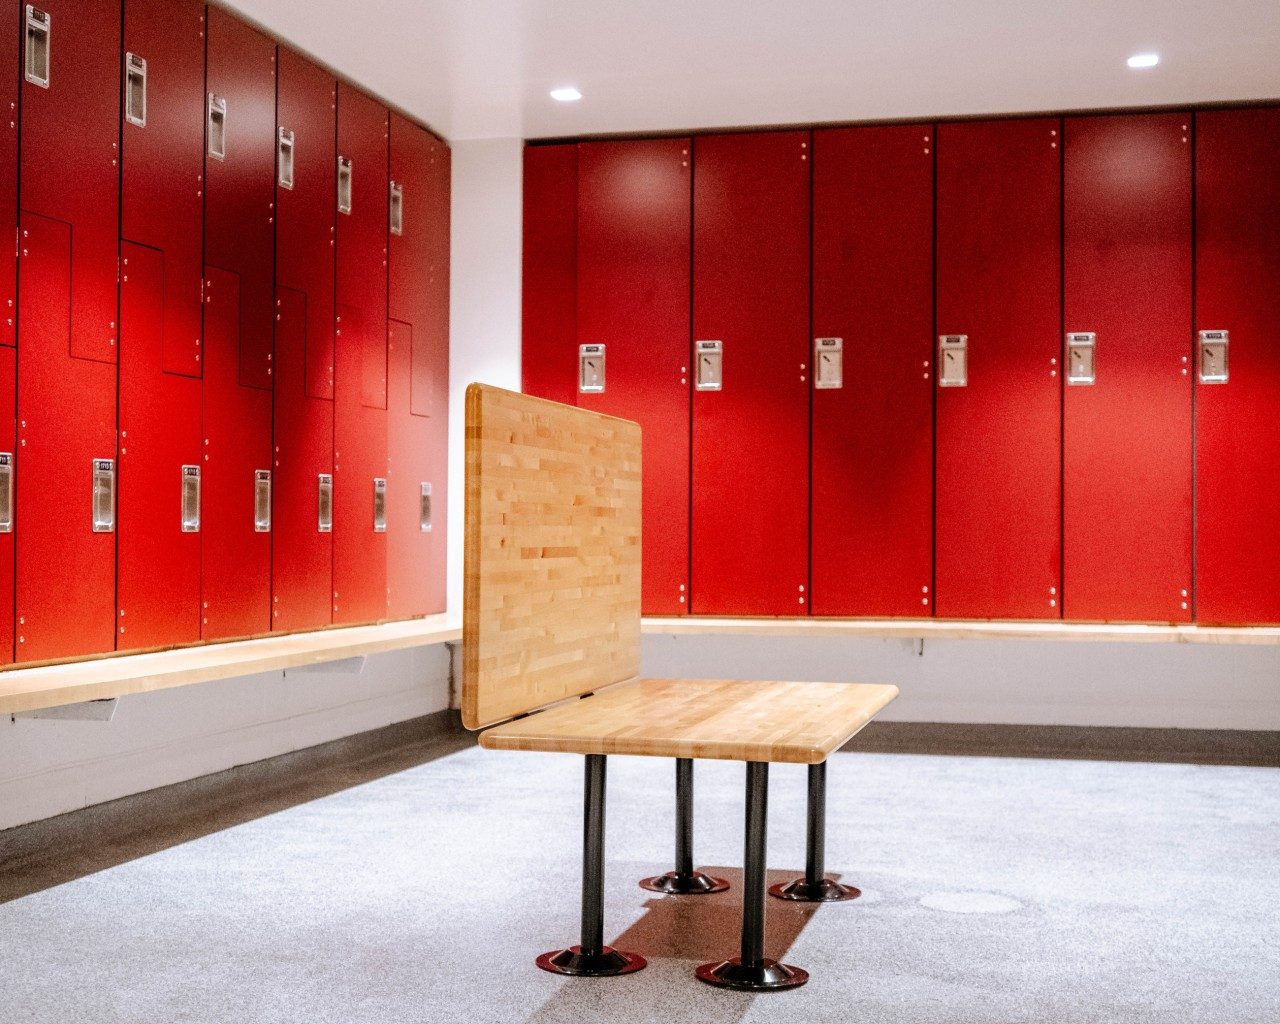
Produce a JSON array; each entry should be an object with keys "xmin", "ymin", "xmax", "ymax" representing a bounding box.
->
[
  {"xmin": 181, "ymin": 465, "xmax": 201, "ymax": 533},
  {"xmin": 317, "ymin": 473, "xmax": 333, "ymax": 533},
  {"xmin": 1199, "ymin": 330, "xmax": 1228, "ymax": 384},
  {"xmin": 373, "ymin": 477, "xmax": 387, "ymax": 533},
  {"xmin": 938, "ymin": 335, "xmax": 967, "ymax": 387},
  {"xmin": 420, "ymin": 481, "xmax": 432, "ymax": 533},
  {"xmin": 24, "ymin": 6, "xmax": 50, "ymax": 90},
  {"xmin": 578, "ymin": 344, "xmax": 605, "ymax": 393},
  {"xmin": 814, "ymin": 337, "xmax": 842, "ymax": 390},
  {"xmin": 695, "ymin": 340, "xmax": 723, "ymax": 391},
  {"xmin": 254, "ymin": 470, "xmax": 272, "ymax": 533},
  {"xmin": 92, "ymin": 458, "xmax": 115, "ymax": 533},
  {"xmin": 1066, "ymin": 332, "xmax": 1096, "ymax": 385},
  {"xmin": 0, "ymin": 452, "xmax": 12, "ymax": 534}
]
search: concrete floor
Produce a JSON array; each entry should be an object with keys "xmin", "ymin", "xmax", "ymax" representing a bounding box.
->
[{"xmin": 1, "ymin": 736, "xmax": 1277, "ymax": 1024}]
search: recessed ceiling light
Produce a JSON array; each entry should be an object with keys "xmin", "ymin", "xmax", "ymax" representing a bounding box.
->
[
  {"xmin": 550, "ymin": 86, "xmax": 582, "ymax": 103},
  {"xmin": 1127, "ymin": 53, "xmax": 1159, "ymax": 69}
]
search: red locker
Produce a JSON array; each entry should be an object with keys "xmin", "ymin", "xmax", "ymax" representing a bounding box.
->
[
  {"xmin": 576, "ymin": 138, "xmax": 691, "ymax": 615},
  {"xmin": 17, "ymin": 0, "xmax": 121, "ymax": 663},
  {"xmin": 935, "ymin": 119, "xmax": 1061, "ymax": 620},
  {"xmin": 691, "ymin": 131, "xmax": 810, "ymax": 616},
  {"xmin": 202, "ymin": 267, "xmax": 272, "ymax": 638},
  {"xmin": 521, "ymin": 144, "xmax": 578, "ymax": 407},
  {"xmin": 274, "ymin": 47, "xmax": 336, "ymax": 632},
  {"xmin": 0, "ymin": 347, "xmax": 14, "ymax": 663},
  {"xmin": 117, "ymin": 243, "xmax": 201, "ymax": 649},
  {"xmin": 205, "ymin": 6, "xmax": 276, "ymax": 391},
  {"xmin": 1063, "ymin": 114, "xmax": 1192, "ymax": 622},
  {"xmin": 122, "ymin": 0, "xmax": 205, "ymax": 376},
  {"xmin": 811, "ymin": 125, "xmax": 934, "ymax": 617},
  {"xmin": 1193, "ymin": 109, "xmax": 1280, "ymax": 624},
  {"xmin": 0, "ymin": 1, "xmax": 17, "ymax": 348},
  {"xmin": 333, "ymin": 84, "xmax": 389, "ymax": 625},
  {"xmin": 16, "ymin": 214, "xmax": 117, "ymax": 661},
  {"xmin": 388, "ymin": 115, "xmax": 449, "ymax": 618}
]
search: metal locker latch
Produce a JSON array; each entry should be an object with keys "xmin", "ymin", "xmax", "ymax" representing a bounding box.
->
[
  {"xmin": 1066, "ymin": 332, "xmax": 1096, "ymax": 385},
  {"xmin": 372, "ymin": 477, "xmax": 387, "ymax": 533},
  {"xmin": 277, "ymin": 127, "xmax": 295, "ymax": 190},
  {"xmin": 254, "ymin": 470, "xmax": 271, "ymax": 533},
  {"xmin": 578, "ymin": 344, "xmax": 605, "ymax": 393},
  {"xmin": 938, "ymin": 335, "xmax": 967, "ymax": 387},
  {"xmin": 125, "ymin": 53, "xmax": 147, "ymax": 127},
  {"xmin": 419, "ymin": 482, "xmax": 432, "ymax": 533},
  {"xmin": 92, "ymin": 458, "xmax": 115, "ymax": 533},
  {"xmin": 814, "ymin": 337, "xmax": 842, "ymax": 389},
  {"xmin": 695, "ymin": 340, "xmax": 723, "ymax": 391},
  {"xmin": 207, "ymin": 93, "xmax": 227, "ymax": 161},
  {"xmin": 317, "ymin": 473, "xmax": 333, "ymax": 533},
  {"xmin": 0, "ymin": 453, "xmax": 12, "ymax": 534},
  {"xmin": 24, "ymin": 6, "xmax": 49, "ymax": 89},
  {"xmin": 389, "ymin": 181, "xmax": 404, "ymax": 236},
  {"xmin": 337, "ymin": 156, "xmax": 353, "ymax": 214},
  {"xmin": 180, "ymin": 465, "xmax": 200, "ymax": 533},
  {"xmin": 1199, "ymin": 330, "xmax": 1228, "ymax": 384}
]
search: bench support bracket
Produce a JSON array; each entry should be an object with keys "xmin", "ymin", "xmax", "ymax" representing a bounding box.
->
[
  {"xmin": 639, "ymin": 757, "xmax": 729, "ymax": 895},
  {"xmin": 770, "ymin": 759, "xmax": 862, "ymax": 903}
]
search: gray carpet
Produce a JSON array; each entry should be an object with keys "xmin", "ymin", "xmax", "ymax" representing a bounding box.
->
[{"xmin": 1, "ymin": 744, "xmax": 1276, "ymax": 1023}]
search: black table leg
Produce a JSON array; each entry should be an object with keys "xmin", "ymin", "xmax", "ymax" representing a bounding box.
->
[
  {"xmin": 696, "ymin": 761, "xmax": 808, "ymax": 991},
  {"xmin": 770, "ymin": 760, "xmax": 861, "ymax": 902},
  {"xmin": 537, "ymin": 754, "xmax": 646, "ymax": 976},
  {"xmin": 640, "ymin": 758, "xmax": 729, "ymax": 894}
]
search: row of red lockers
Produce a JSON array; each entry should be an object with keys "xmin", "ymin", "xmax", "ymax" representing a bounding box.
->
[
  {"xmin": 0, "ymin": 0, "xmax": 449, "ymax": 666},
  {"xmin": 523, "ymin": 107, "xmax": 1280, "ymax": 625}
]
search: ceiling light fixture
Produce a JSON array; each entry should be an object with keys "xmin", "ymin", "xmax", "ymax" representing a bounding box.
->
[
  {"xmin": 1127, "ymin": 53, "xmax": 1159, "ymax": 69},
  {"xmin": 550, "ymin": 86, "xmax": 582, "ymax": 102}
]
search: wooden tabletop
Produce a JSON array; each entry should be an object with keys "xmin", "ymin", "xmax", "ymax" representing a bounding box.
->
[{"xmin": 478, "ymin": 677, "xmax": 900, "ymax": 764}]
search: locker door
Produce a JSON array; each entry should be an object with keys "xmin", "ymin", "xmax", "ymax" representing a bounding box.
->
[
  {"xmin": 117, "ymin": 243, "xmax": 201, "ymax": 649},
  {"xmin": 691, "ymin": 131, "xmax": 810, "ymax": 616},
  {"xmin": 0, "ymin": 347, "xmax": 13, "ymax": 663},
  {"xmin": 333, "ymin": 84, "xmax": 388, "ymax": 625},
  {"xmin": 16, "ymin": 214, "xmax": 117, "ymax": 661},
  {"xmin": 122, "ymin": 0, "xmax": 205, "ymax": 376},
  {"xmin": 202, "ymin": 267, "xmax": 271, "ymax": 638},
  {"xmin": 0, "ymin": 1, "xmax": 17, "ymax": 348},
  {"xmin": 17, "ymin": 0, "xmax": 121, "ymax": 663},
  {"xmin": 1063, "ymin": 113, "xmax": 1192, "ymax": 623},
  {"xmin": 935, "ymin": 119, "xmax": 1062, "ymax": 620},
  {"xmin": 388, "ymin": 115, "xmax": 448, "ymax": 618},
  {"xmin": 521, "ymin": 144, "xmax": 577, "ymax": 407},
  {"xmin": 274, "ymin": 47, "xmax": 336, "ymax": 632},
  {"xmin": 811, "ymin": 125, "xmax": 934, "ymax": 617},
  {"xmin": 577, "ymin": 139, "xmax": 691, "ymax": 616},
  {"xmin": 1193, "ymin": 108, "xmax": 1280, "ymax": 624},
  {"xmin": 205, "ymin": 6, "xmax": 276, "ymax": 391}
]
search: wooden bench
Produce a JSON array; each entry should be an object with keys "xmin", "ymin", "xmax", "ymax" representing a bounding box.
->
[{"xmin": 463, "ymin": 384, "xmax": 897, "ymax": 991}]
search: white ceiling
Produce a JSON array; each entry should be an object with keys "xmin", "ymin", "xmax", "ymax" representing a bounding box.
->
[{"xmin": 224, "ymin": 0, "xmax": 1280, "ymax": 141}]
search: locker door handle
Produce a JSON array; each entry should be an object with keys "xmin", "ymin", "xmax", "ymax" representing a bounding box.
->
[
  {"xmin": 814, "ymin": 337, "xmax": 843, "ymax": 389},
  {"xmin": 579, "ymin": 344, "xmax": 605, "ymax": 393},
  {"xmin": 1199, "ymin": 330, "xmax": 1228, "ymax": 383},
  {"xmin": 389, "ymin": 180, "xmax": 404, "ymax": 236},
  {"xmin": 24, "ymin": 5, "xmax": 50, "ymax": 89},
  {"xmin": 373, "ymin": 477, "xmax": 387, "ymax": 533},
  {"xmin": 337, "ymin": 156, "xmax": 353, "ymax": 214},
  {"xmin": 938, "ymin": 335, "xmax": 967, "ymax": 387},
  {"xmin": 0, "ymin": 452, "xmax": 12, "ymax": 534},
  {"xmin": 420, "ymin": 482, "xmax": 432, "ymax": 533},
  {"xmin": 254, "ymin": 470, "xmax": 272, "ymax": 533},
  {"xmin": 695, "ymin": 340, "xmax": 722, "ymax": 391},
  {"xmin": 207, "ymin": 93, "xmax": 227, "ymax": 161},
  {"xmin": 181, "ymin": 465, "xmax": 200, "ymax": 533},
  {"xmin": 92, "ymin": 458, "xmax": 115, "ymax": 533},
  {"xmin": 317, "ymin": 473, "xmax": 333, "ymax": 533},
  {"xmin": 125, "ymin": 53, "xmax": 147, "ymax": 127},
  {"xmin": 278, "ymin": 127, "xmax": 295, "ymax": 190},
  {"xmin": 1066, "ymin": 332, "xmax": 1096, "ymax": 385}
]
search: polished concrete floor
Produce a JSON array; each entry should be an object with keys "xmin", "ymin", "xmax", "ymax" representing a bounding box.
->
[{"xmin": 1, "ymin": 731, "xmax": 1277, "ymax": 1024}]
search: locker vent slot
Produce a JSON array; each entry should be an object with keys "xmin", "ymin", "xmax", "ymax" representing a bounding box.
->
[
  {"xmin": 277, "ymin": 127, "xmax": 295, "ymax": 190},
  {"xmin": 92, "ymin": 459, "xmax": 115, "ymax": 534},
  {"xmin": 938, "ymin": 335, "xmax": 968, "ymax": 387},
  {"xmin": 419, "ymin": 482, "xmax": 432, "ymax": 533},
  {"xmin": 24, "ymin": 6, "xmax": 49, "ymax": 89},
  {"xmin": 254, "ymin": 469, "xmax": 272, "ymax": 533},
  {"xmin": 1066, "ymin": 332, "xmax": 1096, "ymax": 385},
  {"xmin": 317, "ymin": 473, "xmax": 333, "ymax": 533},
  {"xmin": 125, "ymin": 53, "xmax": 147, "ymax": 127},
  {"xmin": 180, "ymin": 465, "xmax": 200, "ymax": 533},
  {"xmin": 337, "ymin": 156, "xmax": 353, "ymax": 214},
  {"xmin": 389, "ymin": 181, "xmax": 404, "ymax": 236},
  {"xmin": 1199, "ymin": 330, "xmax": 1228, "ymax": 384},
  {"xmin": 695, "ymin": 340, "xmax": 723, "ymax": 391},
  {"xmin": 0, "ymin": 453, "xmax": 12, "ymax": 534},
  {"xmin": 814, "ymin": 337, "xmax": 843, "ymax": 390},
  {"xmin": 578, "ymin": 344, "xmax": 605, "ymax": 393},
  {"xmin": 373, "ymin": 477, "xmax": 387, "ymax": 533},
  {"xmin": 207, "ymin": 93, "xmax": 227, "ymax": 161}
]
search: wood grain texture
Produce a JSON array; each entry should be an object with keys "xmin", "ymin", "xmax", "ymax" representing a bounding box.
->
[
  {"xmin": 0, "ymin": 616, "xmax": 460, "ymax": 715},
  {"xmin": 642, "ymin": 616, "xmax": 1280, "ymax": 646},
  {"xmin": 479, "ymin": 678, "xmax": 900, "ymax": 763},
  {"xmin": 463, "ymin": 384, "xmax": 642, "ymax": 729}
]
